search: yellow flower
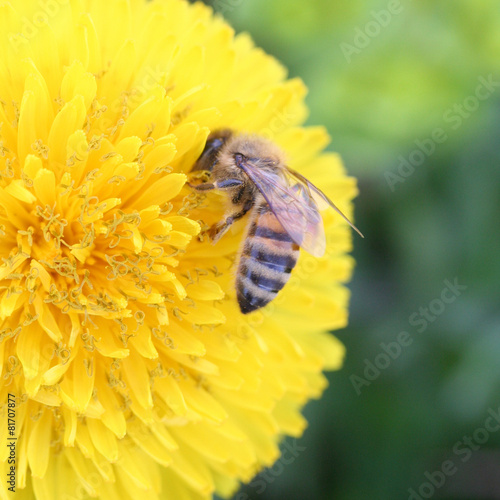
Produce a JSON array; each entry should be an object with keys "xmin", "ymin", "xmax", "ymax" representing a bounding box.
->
[{"xmin": 0, "ymin": 0, "xmax": 358, "ymax": 498}]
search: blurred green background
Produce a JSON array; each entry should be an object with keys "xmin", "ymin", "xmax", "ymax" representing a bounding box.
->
[{"xmin": 200, "ymin": 1, "xmax": 500, "ymax": 499}]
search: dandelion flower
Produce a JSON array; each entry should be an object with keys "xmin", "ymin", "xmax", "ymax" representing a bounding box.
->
[{"xmin": 0, "ymin": 0, "xmax": 358, "ymax": 498}]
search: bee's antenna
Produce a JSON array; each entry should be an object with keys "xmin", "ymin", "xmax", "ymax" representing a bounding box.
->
[{"xmin": 329, "ymin": 201, "xmax": 364, "ymax": 238}]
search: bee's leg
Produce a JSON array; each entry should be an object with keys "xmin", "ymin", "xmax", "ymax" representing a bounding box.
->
[
  {"xmin": 189, "ymin": 179, "xmax": 244, "ymax": 191},
  {"xmin": 189, "ymin": 182, "xmax": 216, "ymax": 191},
  {"xmin": 209, "ymin": 198, "xmax": 254, "ymax": 243}
]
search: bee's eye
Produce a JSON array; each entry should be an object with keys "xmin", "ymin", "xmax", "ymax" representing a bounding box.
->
[{"xmin": 234, "ymin": 153, "xmax": 244, "ymax": 165}]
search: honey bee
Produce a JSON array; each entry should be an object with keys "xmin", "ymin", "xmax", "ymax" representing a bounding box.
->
[{"xmin": 190, "ymin": 130, "xmax": 363, "ymax": 314}]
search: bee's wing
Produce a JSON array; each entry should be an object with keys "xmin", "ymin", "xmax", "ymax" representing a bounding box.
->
[
  {"xmin": 287, "ymin": 168, "xmax": 364, "ymax": 238},
  {"xmin": 237, "ymin": 159, "xmax": 327, "ymax": 257}
]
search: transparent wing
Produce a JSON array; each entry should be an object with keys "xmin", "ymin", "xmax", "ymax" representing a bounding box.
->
[
  {"xmin": 236, "ymin": 157, "xmax": 327, "ymax": 257},
  {"xmin": 287, "ymin": 168, "xmax": 364, "ymax": 238}
]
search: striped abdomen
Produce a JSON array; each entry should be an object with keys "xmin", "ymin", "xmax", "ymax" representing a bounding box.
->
[{"xmin": 236, "ymin": 207, "xmax": 300, "ymax": 314}]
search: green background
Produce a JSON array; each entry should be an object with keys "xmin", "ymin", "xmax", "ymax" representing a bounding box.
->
[{"xmin": 200, "ymin": 1, "xmax": 500, "ymax": 499}]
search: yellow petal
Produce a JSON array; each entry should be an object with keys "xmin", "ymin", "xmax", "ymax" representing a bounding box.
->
[
  {"xmin": 48, "ymin": 95, "xmax": 87, "ymax": 166},
  {"xmin": 131, "ymin": 173, "xmax": 186, "ymax": 209},
  {"xmin": 27, "ymin": 409, "xmax": 52, "ymax": 478},
  {"xmin": 4, "ymin": 180, "xmax": 36, "ymax": 204},
  {"xmin": 33, "ymin": 168, "xmax": 56, "ymax": 207},
  {"xmin": 60, "ymin": 60, "xmax": 97, "ymax": 109},
  {"xmin": 87, "ymin": 418, "xmax": 119, "ymax": 462}
]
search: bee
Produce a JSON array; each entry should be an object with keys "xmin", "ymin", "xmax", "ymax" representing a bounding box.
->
[{"xmin": 190, "ymin": 130, "xmax": 363, "ymax": 314}]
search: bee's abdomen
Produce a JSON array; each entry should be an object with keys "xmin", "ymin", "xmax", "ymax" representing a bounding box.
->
[{"xmin": 236, "ymin": 211, "xmax": 299, "ymax": 314}]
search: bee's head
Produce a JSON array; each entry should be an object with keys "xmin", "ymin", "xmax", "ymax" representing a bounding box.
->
[{"xmin": 221, "ymin": 134, "xmax": 284, "ymax": 172}]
